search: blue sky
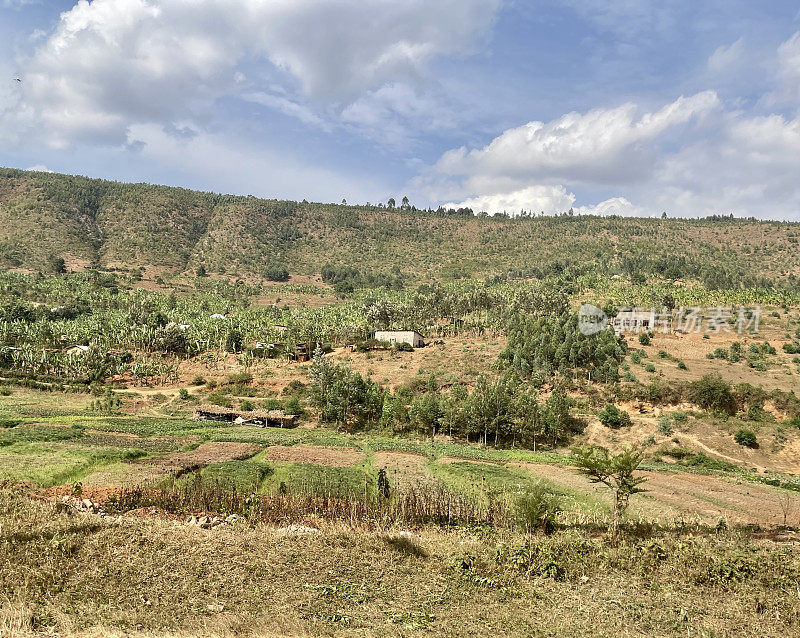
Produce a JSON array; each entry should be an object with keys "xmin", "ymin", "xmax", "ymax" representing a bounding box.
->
[{"xmin": 1, "ymin": 1, "xmax": 800, "ymax": 219}]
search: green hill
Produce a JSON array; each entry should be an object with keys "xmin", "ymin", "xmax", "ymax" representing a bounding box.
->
[{"xmin": 2, "ymin": 166, "xmax": 800, "ymax": 288}]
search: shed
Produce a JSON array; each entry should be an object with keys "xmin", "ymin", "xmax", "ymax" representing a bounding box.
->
[
  {"xmin": 373, "ymin": 330, "xmax": 425, "ymax": 348},
  {"xmin": 194, "ymin": 405, "xmax": 298, "ymax": 428}
]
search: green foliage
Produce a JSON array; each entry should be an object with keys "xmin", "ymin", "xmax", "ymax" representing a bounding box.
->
[
  {"xmin": 689, "ymin": 374, "xmax": 735, "ymax": 415},
  {"xmin": 657, "ymin": 417, "xmax": 673, "ymax": 435},
  {"xmin": 513, "ymin": 483, "xmax": 562, "ymax": 534},
  {"xmin": 263, "ymin": 264, "xmax": 289, "ymax": 282},
  {"xmin": 638, "ymin": 333, "xmax": 651, "ymax": 346},
  {"xmin": 734, "ymin": 429, "xmax": 758, "ymax": 448},
  {"xmin": 597, "ymin": 404, "xmax": 632, "ymax": 429},
  {"xmin": 572, "ymin": 444, "xmax": 646, "ymax": 534},
  {"xmin": 502, "ymin": 311, "xmax": 625, "ymax": 382}
]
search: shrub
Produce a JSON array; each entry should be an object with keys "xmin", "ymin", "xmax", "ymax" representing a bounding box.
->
[
  {"xmin": 734, "ymin": 429, "xmax": 758, "ymax": 448},
  {"xmin": 227, "ymin": 372, "xmax": 253, "ymax": 385},
  {"xmin": 513, "ymin": 484, "xmax": 562, "ymax": 534},
  {"xmin": 285, "ymin": 396, "xmax": 304, "ymax": 416},
  {"xmin": 240, "ymin": 400, "xmax": 254, "ymax": 412},
  {"xmin": 191, "ymin": 376, "xmax": 206, "ymax": 386},
  {"xmin": 178, "ymin": 388, "xmax": 189, "ymax": 400},
  {"xmin": 638, "ymin": 333, "xmax": 651, "ymax": 346},
  {"xmin": 677, "ymin": 360, "xmax": 687, "ymax": 370},
  {"xmin": 657, "ymin": 417, "xmax": 673, "ymax": 435},
  {"xmin": 783, "ymin": 342, "xmax": 800, "ymax": 355},
  {"xmin": 263, "ymin": 264, "xmax": 290, "ymax": 282},
  {"xmin": 645, "ymin": 363, "xmax": 656, "ymax": 373},
  {"xmin": 0, "ymin": 387, "xmax": 11, "ymax": 396},
  {"xmin": 689, "ymin": 374, "xmax": 735, "ymax": 415},
  {"xmin": 598, "ymin": 403, "xmax": 632, "ymax": 429}
]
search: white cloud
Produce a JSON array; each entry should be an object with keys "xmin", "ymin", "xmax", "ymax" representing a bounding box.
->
[
  {"xmin": 708, "ymin": 38, "xmax": 744, "ymax": 73},
  {"xmin": 24, "ymin": 164, "xmax": 52, "ymax": 172},
  {"xmin": 426, "ymin": 91, "xmax": 719, "ymax": 200},
  {"xmin": 443, "ymin": 186, "xmax": 647, "ymax": 218},
  {"xmin": 777, "ymin": 31, "xmax": 800, "ymax": 103},
  {"xmin": 426, "ymin": 83, "xmax": 800, "ymax": 219},
  {"xmin": 1, "ymin": 0, "xmax": 500, "ymax": 148},
  {"xmin": 444, "ymin": 185, "xmax": 576, "ymax": 215}
]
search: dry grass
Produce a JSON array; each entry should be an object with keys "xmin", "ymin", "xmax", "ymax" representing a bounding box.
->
[{"xmin": 3, "ymin": 486, "xmax": 800, "ymax": 637}]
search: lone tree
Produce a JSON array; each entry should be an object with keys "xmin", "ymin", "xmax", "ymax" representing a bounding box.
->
[{"xmin": 572, "ymin": 444, "xmax": 646, "ymax": 537}]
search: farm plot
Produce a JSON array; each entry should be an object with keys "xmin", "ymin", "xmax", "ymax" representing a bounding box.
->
[
  {"xmin": 82, "ymin": 442, "xmax": 261, "ymax": 487},
  {"xmin": 515, "ymin": 461, "xmax": 800, "ymax": 527},
  {"xmin": 374, "ymin": 451, "xmax": 433, "ymax": 486},
  {"xmin": 262, "ymin": 445, "xmax": 364, "ymax": 467}
]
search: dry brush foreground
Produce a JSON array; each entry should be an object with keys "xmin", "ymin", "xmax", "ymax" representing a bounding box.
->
[{"xmin": 2, "ymin": 487, "xmax": 800, "ymax": 637}]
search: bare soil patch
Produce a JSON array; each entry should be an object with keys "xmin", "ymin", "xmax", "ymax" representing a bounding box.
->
[
  {"xmin": 263, "ymin": 445, "xmax": 363, "ymax": 467},
  {"xmin": 133, "ymin": 442, "xmax": 262, "ymax": 473},
  {"xmin": 374, "ymin": 451, "xmax": 431, "ymax": 484}
]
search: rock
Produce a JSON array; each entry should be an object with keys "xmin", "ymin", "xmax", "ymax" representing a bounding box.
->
[
  {"xmin": 61, "ymin": 495, "xmax": 70, "ymax": 503},
  {"xmin": 82, "ymin": 498, "xmax": 93, "ymax": 511},
  {"xmin": 188, "ymin": 515, "xmax": 198, "ymax": 525},
  {"xmin": 198, "ymin": 516, "xmax": 211, "ymax": 529},
  {"xmin": 225, "ymin": 515, "xmax": 238, "ymax": 524}
]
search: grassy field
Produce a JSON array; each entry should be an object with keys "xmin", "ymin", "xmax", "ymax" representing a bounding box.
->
[{"xmin": 3, "ymin": 486, "xmax": 800, "ymax": 637}]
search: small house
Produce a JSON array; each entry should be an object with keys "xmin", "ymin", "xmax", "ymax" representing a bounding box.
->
[
  {"xmin": 373, "ymin": 330, "xmax": 425, "ymax": 348},
  {"xmin": 610, "ymin": 309, "xmax": 655, "ymax": 335}
]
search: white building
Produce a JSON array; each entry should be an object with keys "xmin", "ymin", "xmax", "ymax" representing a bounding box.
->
[{"xmin": 373, "ymin": 330, "xmax": 425, "ymax": 348}]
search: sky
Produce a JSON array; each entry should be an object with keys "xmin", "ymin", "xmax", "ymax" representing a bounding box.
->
[{"xmin": 1, "ymin": 1, "xmax": 800, "ymax": 219}]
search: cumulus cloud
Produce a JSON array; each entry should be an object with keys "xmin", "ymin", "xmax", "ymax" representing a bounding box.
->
[
  {"xmin": 433, "ymin": 91, "xmax": 719, "ymax": 195},
  {"xmin": 444, "ymin": 185, "xmax": 576, "ymax": 215},
  {"xmin": 431, "ymin": 91, "xmax": 800, "ymax": 219},
  {"xmin": 1, "ymin": 0, "xmax": 501, "ymax": 148}
]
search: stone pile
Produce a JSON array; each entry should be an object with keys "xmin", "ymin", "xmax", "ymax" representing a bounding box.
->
[
  {"xmin": 60, "ymin": 495, "xmax": 108, "ymax": 516},
  {"xmin": 186, "ymin": 514, "xmax": 239, "ymax": 529}
]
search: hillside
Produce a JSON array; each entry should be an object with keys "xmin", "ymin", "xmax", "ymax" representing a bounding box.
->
[{"xmin": 3, "ymin": 167, "xmax": 800, "ymax": 287}]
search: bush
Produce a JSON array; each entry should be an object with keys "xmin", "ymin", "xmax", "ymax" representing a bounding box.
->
[
  {"xmin": 677, "ymin": 361, "xmax": 687, "ymax": 370},
  {"xmin": 657, "ymin": 417, "xmax": 673, "ymax": 435},
  {"xmin": 284, "ymin": 396, "xmax": 304, "ymax": 416},
  {"xmin": 689, "ymin": 374, "xmax": 735, "ymax": 415},
  {"xmin": 783, "ymin": 342, "xmax": 800, "ymax": 354},
  {"xmin": 191, "ymin": 376, "xmax": 206, "ymax": 386},
  {"xmin": 227, "ymin": 372, "xmax": 253, "ymax": 385},
  {"xmin": 178, "ymin": 388, "xmax": 189, "ymax": 400},
  {"xmin": 263, "ymin": 264, "xmax": 290, "ymax": 282},
  {"xmin": 644, "ymin": 363, "xmax": 656, "ymax": 373},
  {"xmin": 638, "ymin": 333, "xmax": 651, "ymax": 346},
  {"xmin": 513, "ymin": 484, "xmax": 562, "ymax": 534},
  {"xmin": 240, "ymin": 400, "xmax": 254, "ymax": 412},
  {"xmin": 0, "ymin": 387, "xmax": 11, "ymax": 396},
  {"xmin": 598, "ymin": 403, "xmax": 632, "ymax": 429},
  {"xmin": 734, "ymin": 429, "xmax": 758, "ymax": 448}
]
